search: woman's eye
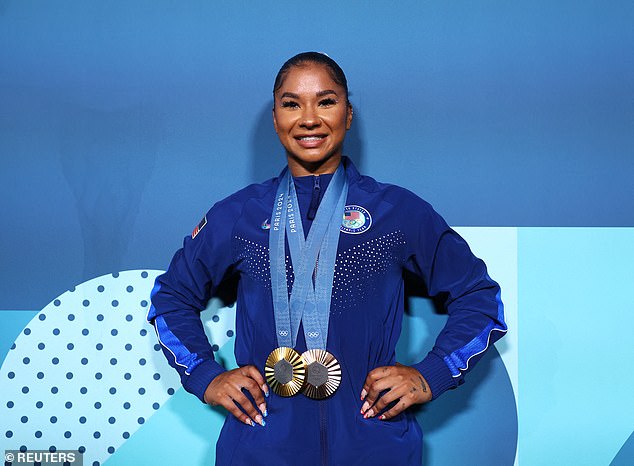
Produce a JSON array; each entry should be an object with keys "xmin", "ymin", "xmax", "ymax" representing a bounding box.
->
[
  {"xmin": 281, "ymin": 101, "xmax": 299, "ymax": 108},
  {"xmin": 319, "ymin": 98, "xmax": 337, "ymax": 107}
]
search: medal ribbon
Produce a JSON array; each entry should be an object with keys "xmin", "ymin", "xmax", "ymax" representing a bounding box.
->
[{"xmin": 269, "ymin": 164, "xmax": 347, "ymax": 349}]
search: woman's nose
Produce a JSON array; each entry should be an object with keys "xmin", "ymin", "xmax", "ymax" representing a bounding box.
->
[{"xmin": 300, "ymin": 106, "xmax": 321, "ymax": 128}]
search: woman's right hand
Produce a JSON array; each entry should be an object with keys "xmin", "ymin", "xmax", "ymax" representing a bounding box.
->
[{"xmin": 203, "ymin": 365, "xmax": 269, "ymax": 427}]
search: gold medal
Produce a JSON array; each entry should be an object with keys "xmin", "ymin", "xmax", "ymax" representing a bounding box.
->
[
  {"xmin": 264, "ymin": 347, "xmax": 306, "ymax": 397},
  {"xmin": 300, "ymin": 349, "xmax": 341, "ymax": 399}
]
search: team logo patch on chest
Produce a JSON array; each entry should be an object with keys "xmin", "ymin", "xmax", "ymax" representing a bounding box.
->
[{"xmin": 341, "ymin": 205, "xmax": 372, "ymax": 234}]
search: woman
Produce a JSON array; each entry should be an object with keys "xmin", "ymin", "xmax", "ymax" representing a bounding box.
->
[{"xmin": 148, "ymin": 52, "xmax": 507, "ymax": 465}]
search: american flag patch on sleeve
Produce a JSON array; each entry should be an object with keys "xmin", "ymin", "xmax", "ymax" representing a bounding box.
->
[{"xmin": 192, "ymin": 215, "xmax": 207, "ymax": 239}]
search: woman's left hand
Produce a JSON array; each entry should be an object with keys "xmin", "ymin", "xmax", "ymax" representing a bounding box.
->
[{"xmin": 360, "ymin": 363, "xmax": 432, "ymax": 420}]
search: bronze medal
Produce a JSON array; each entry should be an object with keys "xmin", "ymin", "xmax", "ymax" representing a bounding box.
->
[
  {"xmin": 264, "ymin": 347, "xmax": 306, "ymax": 397},
  {"xmin": 300, "ymin": 349, "xmax": 341, "ymax": 399}
]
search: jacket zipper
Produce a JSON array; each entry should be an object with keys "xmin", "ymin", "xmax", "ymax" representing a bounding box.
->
[
  {"xmin": 309, "ymin": 175, "xmax": 327, "ymax": 465},
  {"xmin": 320, "ymin": 400, "xmax": 328, "ymax": 466},
  {"xmin": 307, "ymin": 175, "xmax": 321, "ymax": 221}
]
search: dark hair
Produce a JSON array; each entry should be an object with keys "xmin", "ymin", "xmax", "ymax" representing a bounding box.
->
[{"xmin": 273, "ymin": 52, "xmax": 349, "ymax": 103}]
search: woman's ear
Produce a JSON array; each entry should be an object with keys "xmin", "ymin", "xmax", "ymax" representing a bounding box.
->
[{"xmin": 272, "ymin": 107, "xmax": 279, "ymax": 134}]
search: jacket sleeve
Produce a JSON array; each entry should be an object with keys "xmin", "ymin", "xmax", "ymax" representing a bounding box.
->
[
  {"xmin": 147, "ymin": 202, "xmax": 240, "ymax": 403},
  {"xmin": 403, "ymin": 195, "xmax": 507, "ymax": 400}
]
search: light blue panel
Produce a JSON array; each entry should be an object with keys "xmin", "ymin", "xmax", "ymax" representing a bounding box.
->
[
  {"xmin": 103, "ymin": 339, "xmax": 237, "ymax": 465},
  {"xmin": 0, "ymin": 311, "xmax": 38, "ymax": 367},
  {"xmin": 519, "ymin": 228, "xmax": 634, "ymax": 466},
  {"xmin": 399, "ymin": 298, "xmax": 518, "ymax": 465}
]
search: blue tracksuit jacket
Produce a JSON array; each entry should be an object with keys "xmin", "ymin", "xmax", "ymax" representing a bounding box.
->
[{"xmin": 148, "ymin": 157, "xmax": 507, "ymax": 465}]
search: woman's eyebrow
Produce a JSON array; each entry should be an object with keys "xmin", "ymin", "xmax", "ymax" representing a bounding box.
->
[
  {"xmin": 280, "ymin": 92, "xmax": 300, "ymax": 99},
  {"xmin": 316, "ymin": 90, "xmax": 337, "ymax": 97},
  {"xmin": 279, "ymin": 90, "xmax": 338, "ymax": 99}
]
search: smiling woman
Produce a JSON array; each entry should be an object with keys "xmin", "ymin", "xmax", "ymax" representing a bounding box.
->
[
  {"xmin": 272, "ymin": 53, "xmax": 353, "ymax": 176},
  {"xmin": 147, "ymin": 51, "xmax": 507, "ymax": 465}
]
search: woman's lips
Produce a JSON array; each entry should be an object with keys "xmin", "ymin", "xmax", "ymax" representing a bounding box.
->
[{"xmin": 295, "ymin": 135, "xmax": 327, "ymax": 148}]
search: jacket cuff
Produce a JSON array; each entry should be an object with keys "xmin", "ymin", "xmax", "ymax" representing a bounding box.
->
[
  {"xmin": 411, "ymin": 352, "xmax": 458, "ymax": 400},
  {"xmin": 183, "ymin": 359, "xmax": 227, "ymax": 403}
]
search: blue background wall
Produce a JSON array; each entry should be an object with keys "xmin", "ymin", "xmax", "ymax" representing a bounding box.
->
[{"xmin": 1, "ymin": 1, "xmax": 632, "ymax": 465}]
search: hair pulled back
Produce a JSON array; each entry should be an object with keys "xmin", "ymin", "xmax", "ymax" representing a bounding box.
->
[{"xmin": 273, "ymin": 52, "xmax": 349, "ymax": 104}]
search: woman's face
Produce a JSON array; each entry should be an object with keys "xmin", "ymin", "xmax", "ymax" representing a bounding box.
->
[{"xmin": 273, "ymin": 63, "xmax": 352, "ymax": 176}]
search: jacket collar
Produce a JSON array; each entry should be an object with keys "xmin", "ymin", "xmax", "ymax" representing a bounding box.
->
[{"xmin": 277, "ymin": 156, "xmax": 361, "ymax": 185}]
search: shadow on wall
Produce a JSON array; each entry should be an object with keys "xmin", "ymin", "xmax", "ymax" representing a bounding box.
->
[
  {"xmin": 611, "ymin": 430, "xmax": 634, "ymax": 466},
  {"xmin": 401, "ymin": 273, "xmax": 518, "ymax": 465},
  {"xmin": 248, "ymin": 100, "xmax": 365, "ymax": 183},
  {"xmin": 58, "ymin": 103, "xmax": 161, "ymax": 281}
]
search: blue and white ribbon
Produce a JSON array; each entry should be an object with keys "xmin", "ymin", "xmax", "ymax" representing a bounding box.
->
[{"xmin": 269, "ymin": 164, "xmax": 347, "ymax": 350}]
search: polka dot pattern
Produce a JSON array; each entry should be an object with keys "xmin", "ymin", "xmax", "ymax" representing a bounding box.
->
[
  {"xmin": 235, "ymin": 236, "xmax": 272, "ymax": 287},
  {"xmin": 235, "ymin": 231, "xmax": 407, "ymax": 315},
  {"xmin": 235, "ymin": 236, "xmax": 296, "ymax": 294},
  {"xmin": 331, "ymin": 231, "xmax": 407, "ymax": 313},
  {"xmin": 200, "ymin": 297, "xmax": 235, "ymax": 354},
  {"xmin": 0, "ymin": 270, "xmax": 180, "ymax": 466}
]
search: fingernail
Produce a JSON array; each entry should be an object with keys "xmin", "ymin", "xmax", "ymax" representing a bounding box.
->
[
  {"xmin": 366, "ymin": 409, "xmax": 374, "ymax": 418},
  {"xmin": 262, "ymin": 384, "xmax": 270, "ymax": 397},
  {"xmin": 256, "ymin": 414, "xmax": 264, "ymax": 426},
  {"xmin": 360, "ymin": 389, "xmax": 367, "ymax": 400},
  {"xmin": 361, "ymin": 401, "xmax": 369, "ymax": 414},
  {"xmin": 379, "ymin": 415, "xmax": 386, "ymax": 420},
  {"xmin": 263, "ymin": 409, "xmax": 268, "ymax": 417},
  {"xmin": 245, "ymin": 418, "xmax": 255, "ymax": 427},
  {"xmin": 259, "ymin": 403, "xmax": 267, "ymax": 415},
  {"xmin": 261, "ymin": 419, "xmax": 266, "ymax": 427}
]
